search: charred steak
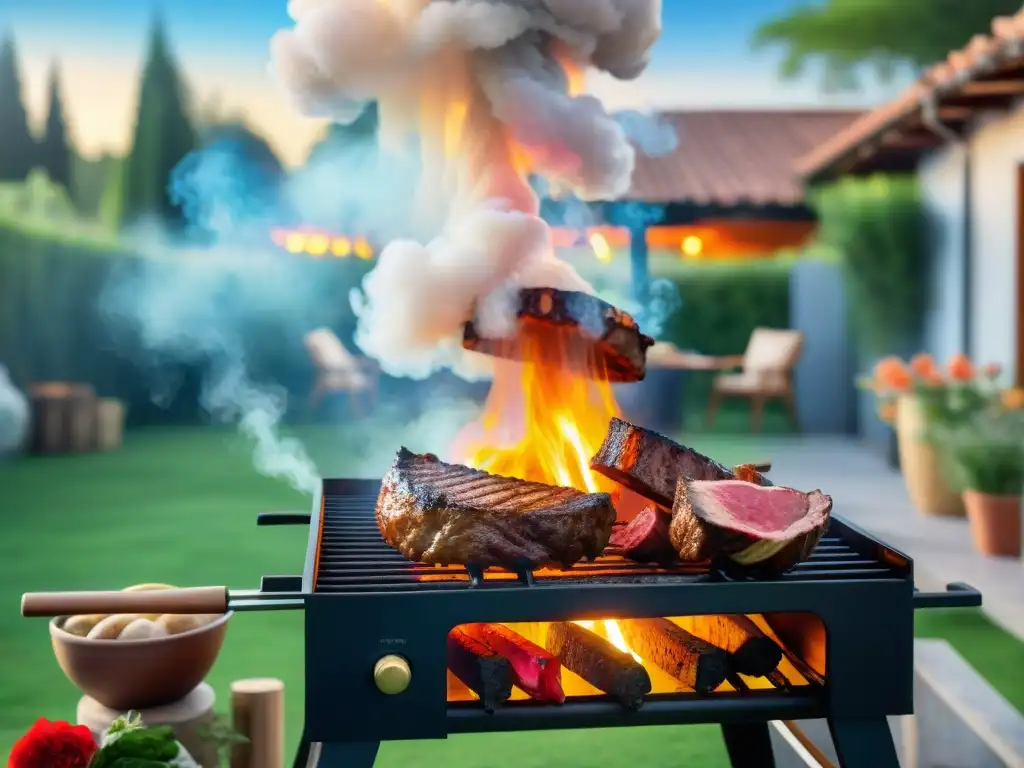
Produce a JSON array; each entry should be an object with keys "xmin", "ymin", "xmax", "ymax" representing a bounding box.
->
[
  {"xmin": 463, "ymin": 288, "xmax": 654, "ymax": 383},
  {"xmin": 670, "ymin": 478, "xmax": 832, "ymax": 574},
  {"xmin": 376, "ymin": 448, "xmax": 616, "ymax": 569},
  {"xmin": 590, "ymin": 418, "xmax": 771, "ymax": 509}
]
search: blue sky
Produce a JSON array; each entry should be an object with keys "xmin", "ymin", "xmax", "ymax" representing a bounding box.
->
[{"xmin": 1, "ymin": 0, "xmax": 912, "ymax": 165}]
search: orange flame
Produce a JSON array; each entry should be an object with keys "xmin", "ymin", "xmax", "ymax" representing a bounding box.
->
[{"xmin": 455, "ymin": 334, "xmax": 620, "ymax": 495}]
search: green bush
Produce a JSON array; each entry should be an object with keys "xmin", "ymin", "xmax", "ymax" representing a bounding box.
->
[{"xmin": 809, "ymin": 175, "xmax": 929, "ymax": 356}]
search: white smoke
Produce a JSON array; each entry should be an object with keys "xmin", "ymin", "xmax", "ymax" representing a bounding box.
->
[
  {"xmin": 270, "ymin": 0, "xmax": 662, "ymax": 379},
  {"xmin": 0, "ymin": 366, "xmax": 30, "ymax": 457}
]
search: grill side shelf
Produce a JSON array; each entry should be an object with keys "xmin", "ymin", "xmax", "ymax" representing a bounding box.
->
[{"xmin": 913, "ymin": 582, "xmax": 982, "ymax": 609}]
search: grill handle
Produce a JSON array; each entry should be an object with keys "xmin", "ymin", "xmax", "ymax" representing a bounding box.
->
[
  {"xmin": 21, "ymin": 586, "xmax": 229, "ymax": 618},
  {"xmin": 913, "ymin": 582, "xmax": 982, "ymax": 609},
  {"xmin": 256, "ymin": 511, "xmax": 312, "ymax": 526}
]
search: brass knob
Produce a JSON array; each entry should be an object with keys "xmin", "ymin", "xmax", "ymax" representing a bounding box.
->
[{"xmin": 373, "ymin": 654, "xmax": 411, "ymax": 694}]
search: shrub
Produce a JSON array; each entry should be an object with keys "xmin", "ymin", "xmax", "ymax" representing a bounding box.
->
[{"xmin": 809, "ymin": 175, "xmax": 929, "ymax": 357}]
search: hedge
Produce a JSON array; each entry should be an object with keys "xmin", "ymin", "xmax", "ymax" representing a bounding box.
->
[{"xmin": 0, "ymin": 228, "xmax": 792, "ymax": 425}]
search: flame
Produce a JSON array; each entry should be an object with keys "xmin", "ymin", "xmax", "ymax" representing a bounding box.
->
[
  {"xmin": 455, "ymin": 334, "xmax": 620, "ymax": 495},
  {"xmin": 572, "ymin": 619, "xmax": 642, "ymax": 663},
  {"xmin": 589, "ymin": 232, "xmax": 612, "ymax": 263}
]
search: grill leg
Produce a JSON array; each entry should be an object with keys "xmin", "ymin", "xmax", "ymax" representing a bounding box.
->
[
  {"xmin": 721, "ymin": 721, "xmax": 776, "ymax": 768},
  {"xmin": 303, "ymin": 741, "xmax": 380, "ymax": 768},
  {"xmin": 828, "ymin": 717, "xmax": 900, "ymax": 768}
]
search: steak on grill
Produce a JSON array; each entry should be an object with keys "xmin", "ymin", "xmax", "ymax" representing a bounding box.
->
[
  {"xmin": 670, "ymin": 478, "xmax": 832, "ymax": 574},
  {"xmin": 376, "ymin": 448, "xmax": 617, "ymax": 569},
  {"xmin": 606, "ymin": 505, "xmax": 677, "ymax": 565},
  {"xmin": 590, "ymin": 418, "xmax": 771, "ymax": 509},
  {"xmin": 463, "ymin": 288, "xmax": 654, "ymax": 383}
]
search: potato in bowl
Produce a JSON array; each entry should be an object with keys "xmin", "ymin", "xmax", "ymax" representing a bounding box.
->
[{"xmin": 50, "ymin": 583, "xmax": 232, "ymax": 710}]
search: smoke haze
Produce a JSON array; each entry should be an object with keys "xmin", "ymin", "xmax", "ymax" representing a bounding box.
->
[{"xmin": 271, "ymin": 0, "xmax": 664, "ymax": 379}]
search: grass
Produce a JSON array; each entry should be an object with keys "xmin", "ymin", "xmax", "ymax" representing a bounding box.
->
[
  {"xmin": 1, "ymin": 418, "xmax": 1021, "ymax": 766},
  {"xmin": 915, "ymin": 609, "xmax": 1024, "ymax": 713}
]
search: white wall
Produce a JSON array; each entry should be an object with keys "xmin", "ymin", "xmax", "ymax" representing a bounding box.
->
[
  {"xmin": 969, "ymin": 107, "xmax": 1024, "ymax": 379},
  {"xmin": 919, "ymin": 106, "xmax": 1023, "ymax": 379},
  {"xmin": 919, "ymin": 144, "xmax": 967, "ymax": 366}
]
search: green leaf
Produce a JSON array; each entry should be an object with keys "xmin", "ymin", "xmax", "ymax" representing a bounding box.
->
[
  {"xmin": 90, "ymin": 727, "xmax": 181, "ymax": 768},
  {"xmin": 106, "ymin": 759, "xmax": 171, "ymax": 768}
]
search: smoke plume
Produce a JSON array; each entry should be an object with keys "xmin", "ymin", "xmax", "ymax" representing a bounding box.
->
[{"xmin": 271, "ymin": 0, "xmax": 663, "ymax": 379}]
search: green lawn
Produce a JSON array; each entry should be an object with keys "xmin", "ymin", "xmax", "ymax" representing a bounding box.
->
[{"xmin": 1, "ymin": 420, "xmax": 1020, "ymax": 766}]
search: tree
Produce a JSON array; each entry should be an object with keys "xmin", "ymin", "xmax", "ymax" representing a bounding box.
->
[
  {"xmin": 752, "ymin": 0, "xmax": 1024, "ymax": 91},
  {"xmin": 120, "ymin": 15, "xmax": 197, "ymax": 229},
  {"xmin": 38, "ymin": 62, "xmax": 72, "ymax": 189},
  {"xmin": 0, "ymin": 35, "xmax": 35, "ymax": 181}
]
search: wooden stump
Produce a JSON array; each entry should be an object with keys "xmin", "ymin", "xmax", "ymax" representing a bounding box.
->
[
  {"xmin": 96, "ymin": 398, "xmax": 126, "ymax": 451},
  {"xmin": 77, "ymin": 682, "xmax": 219, "ymax": 768},
  {"xmin": 230, "ymin": 678, "xmax": 285, "ymax": 768},
  {"xmin": 29, "ymin": 382, "xmax": 98, "ymax": 454}
]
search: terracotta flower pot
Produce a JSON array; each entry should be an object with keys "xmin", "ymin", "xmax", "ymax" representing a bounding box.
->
[
  {"xmin": 895, "ymin": 395, "xmax": 964, "ymax": 517},
  {"xmin": 962, "ymin": 490, "xmax": 1022, "ymax": 558}
]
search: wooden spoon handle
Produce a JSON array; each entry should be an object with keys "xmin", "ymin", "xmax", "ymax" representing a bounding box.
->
[{"xmin": 21, "ymin": 586, "xmax": 228, "ymax": 617}]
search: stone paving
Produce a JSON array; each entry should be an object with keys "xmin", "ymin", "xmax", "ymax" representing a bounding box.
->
[{"xmin": 760, "ymin": 436, "xmax": 1024, "ymax": 642}]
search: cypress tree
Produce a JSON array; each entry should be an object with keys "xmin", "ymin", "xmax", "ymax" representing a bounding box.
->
[
  {"xmin": 120, "ymin": 15, "xmax": 197, "ymax": 230},
  {"xmin": 39, "ymin": 62, "xmax": 72, "ymax": 189},
  {"xmin": 0, "ymin": 35, "xmax": 36, "ymax": 181}
]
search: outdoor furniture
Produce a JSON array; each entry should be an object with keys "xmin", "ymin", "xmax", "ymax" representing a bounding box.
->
[
  {"xmin": 697, "ymin": 328, "xmax": 804, "ymax": 433},
  {"xmin": 303, "ymin": 328, "xmax": 376, "ymax": 417},
  {"xmin": 615, "ymin": 341, "xmax": 695, "ymax": 434},
  {"xmin": 28, "ymin": 382, "xmax": 99, "ymax": 453}
]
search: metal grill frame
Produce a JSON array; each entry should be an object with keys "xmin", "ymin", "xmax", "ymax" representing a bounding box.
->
[
  {"xmin": 299, "ymin": 480, "xmax": 918, "ymax": 742},
  {"xmin": 249, "ymin": 477, "xmax": 981, "ymax": 768}
]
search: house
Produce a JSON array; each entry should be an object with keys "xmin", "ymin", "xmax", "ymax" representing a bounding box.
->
[
  {"xmin": 551, "ymin": 110, "xmax": 864, "ymax": 302},
  {"xmin": 796, "ymin": 11, "xmax": 1024, "ymax": 381}
]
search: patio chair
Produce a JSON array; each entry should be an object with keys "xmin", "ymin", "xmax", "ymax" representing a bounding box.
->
[
  {"xmin": 303, "ymin": 328, "xmax": 377, "ymax": 417},
  {"xmin": 704, "ymin": 327, "xmax": 804, "ymax": 433}
]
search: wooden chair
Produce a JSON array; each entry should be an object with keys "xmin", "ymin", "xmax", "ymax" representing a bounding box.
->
[
  {"xmin": 303, "ymin": 328, "xmax": 377, "ymax": 417},
  {"xmin": 705, "ymin": 328, "xmax": 804, "ymax": 433}
]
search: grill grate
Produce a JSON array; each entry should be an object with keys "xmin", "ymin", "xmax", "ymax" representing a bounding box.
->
[{"xmin": 313, "ymin": 483, "xmax": 902, "ymax": 593}]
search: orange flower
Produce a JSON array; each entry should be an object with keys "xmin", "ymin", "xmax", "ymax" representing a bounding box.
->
[
  {"xmin": 874, "ymin": 356, "xmax": 912, "ymax": 391},
  {"xmin": 947, "ymin": 353, "xmax": 974, "ymax": 382},
  {"xmin": 1002, "ymin": 387, "xmax": 1024, "ymax": 410},
  {"xmin": 876, "ymin": 401, "xmax": 897, "ymax": 425},
  {"xmin": 909, "ymin": 353, "xmax": 939, "ymax": 380},
  {"xmin": 981, "ymin": 362, "xmax": 1002, "ymax": 380}
]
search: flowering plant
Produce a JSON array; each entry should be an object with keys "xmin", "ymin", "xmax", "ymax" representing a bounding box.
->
[
  {"xmin": 935, "ymin": 405, "xmax": 1024, "ymax": 495},
  {"xmin": 8, "ymin": 713, "xmax": 198, "ymax": 768},
  {"xmin": 857, "ymin": 353, "xmax": 1004, "ymax": 433}
]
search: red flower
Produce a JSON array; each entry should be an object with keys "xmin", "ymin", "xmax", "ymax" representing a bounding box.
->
[{"xmin": 8, "ymin": 718, "xmax": 98, "ymax": 768}]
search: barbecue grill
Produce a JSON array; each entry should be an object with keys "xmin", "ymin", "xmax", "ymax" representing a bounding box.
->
[{"xmin": 22, "ymin": 477, "xmax": 982, "ymax": 768}]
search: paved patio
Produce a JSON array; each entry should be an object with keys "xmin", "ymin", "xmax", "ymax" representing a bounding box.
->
[{"xmin": 760, "ymin": 436, "xmax": 1024, "ymax": 642}]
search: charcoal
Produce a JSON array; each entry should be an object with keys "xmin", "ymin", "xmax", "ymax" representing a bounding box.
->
[
  {"xmin": 447, "ymin": 626, "xmax": 513, "ymax": 712},
  {"xmin": 544, "ymin": 621, "xmax": 651, "ymax": 710},
  {"xmin": 618, "ymin": 618, "xmax": 731, "ymax": 694}
]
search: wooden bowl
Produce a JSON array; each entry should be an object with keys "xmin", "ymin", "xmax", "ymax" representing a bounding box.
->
[{"xmin": 49, "ymin": 613, "xmax": 232, "ymax": 710}]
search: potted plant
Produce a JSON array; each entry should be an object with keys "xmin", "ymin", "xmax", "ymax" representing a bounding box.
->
[
  {"xmin": 934, "ymin": 390, "xmax": 1024, "ymax": 558},
  {"xmin": 859, "ymin": 353, "xmax": 998, "ymax": 517}
]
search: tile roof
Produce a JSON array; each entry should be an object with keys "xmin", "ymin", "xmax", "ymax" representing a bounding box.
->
[
  {"xmin": 796, "ymin": 10, "xmax": 1024, "ymax": 178},
  {"xmin": 624, "ymin": 110, "xmax": 864, "ymax": 206}
]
